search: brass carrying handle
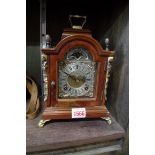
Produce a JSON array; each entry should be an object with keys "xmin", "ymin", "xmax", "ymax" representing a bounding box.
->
[{"xmin": 69, "ymin": 15, "xmax": 87, "ymax": 29}]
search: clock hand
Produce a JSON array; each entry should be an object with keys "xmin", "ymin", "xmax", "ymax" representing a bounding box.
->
[
  {"xmin": 70, "ymin": 75, "xmax": 76, "ymax": 81},
  {"xmin": 77, "ymin": 76, "xmax": 84, "ymax": 81},
  {"xmin": 64, "ymin": 71, "xmax": 70, "ymax": 76},
  {"xmin": 64, "ymin": 72, "xmax": 77, "ymax": 81},
  {"xmin": 64, "ymin": 72, "xmax": 76, "ymax": 81},
  {"xmin": 64, "ymin": 72, "xmax": 84, "ymax": 82}
]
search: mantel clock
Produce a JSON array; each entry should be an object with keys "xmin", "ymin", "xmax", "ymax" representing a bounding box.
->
[{"xmin": 39, "ymin": 15, "xmax": 114, "ymax": 127}]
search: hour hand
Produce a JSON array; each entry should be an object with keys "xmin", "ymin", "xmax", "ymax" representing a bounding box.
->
[
  {"xmin": 70, "ymin": 75, "xmax": 76, "ymax": 80},
  {"xmin": 64, "ymin": 71, "xmax": 70, "ymax": 76},
  {"xmin": 64, "ymin": 72, "xmax": 76, "ymax": 80}
]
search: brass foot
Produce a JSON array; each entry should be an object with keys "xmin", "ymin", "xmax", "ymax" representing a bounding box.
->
[
  {"xmin": 101, "ymin": 117, "xmax": 112, "ymax": 125},
  {"xmin": 38, "ymin": 119, "xmax": 50, "ymax": 128}
]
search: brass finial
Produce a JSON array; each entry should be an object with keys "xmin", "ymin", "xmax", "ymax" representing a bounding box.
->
[{"xmin": 105, "ymin": 38, "xmax": 110, "ymax": 51}]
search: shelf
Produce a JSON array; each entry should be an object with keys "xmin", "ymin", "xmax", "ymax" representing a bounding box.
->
[{"xmin": 27, "ymin": 115, "xmax": 125, "ymax": 154}]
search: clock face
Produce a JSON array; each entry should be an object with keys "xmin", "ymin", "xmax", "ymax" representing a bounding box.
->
[{"xmin": 58, "ymin": 47, "xmax": 97, "ymax": 99}]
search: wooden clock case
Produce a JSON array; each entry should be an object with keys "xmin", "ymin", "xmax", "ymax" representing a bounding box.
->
[{"xmin": 39, "ymin": 28, "xmax": 114, "ymax": 127}]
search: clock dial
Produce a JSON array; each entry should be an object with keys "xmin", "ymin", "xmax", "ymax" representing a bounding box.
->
[{"xmin": 58, "ymin": 47, "xmax": 97, "ymax": 99}]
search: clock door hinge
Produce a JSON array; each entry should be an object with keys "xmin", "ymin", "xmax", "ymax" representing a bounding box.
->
[
  {"xmin": 104, "ymin": 61, "xmax": 108, "ymax": 71},
  {"xmin": 51, "ymin": 81, "xmax": 55, "ymax": 96}
]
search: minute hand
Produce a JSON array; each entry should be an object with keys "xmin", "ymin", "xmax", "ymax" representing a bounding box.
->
[
  {"xmin": 64, "ymin": 72, "xmax": 76, "ymax": 80},
  {"xmin": 64, "ymin": 71, "xmax": 70, "ymax": 76}
]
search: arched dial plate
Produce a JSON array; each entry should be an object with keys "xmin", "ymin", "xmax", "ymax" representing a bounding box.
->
[{"xmin": 58, "ymin": 47, "xmax": 97, "ymax": 99}]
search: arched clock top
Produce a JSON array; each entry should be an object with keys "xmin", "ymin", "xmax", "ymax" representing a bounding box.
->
[{"xmin": 42, "ymin": 34, "xmax": 114, "ymax": 58}]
